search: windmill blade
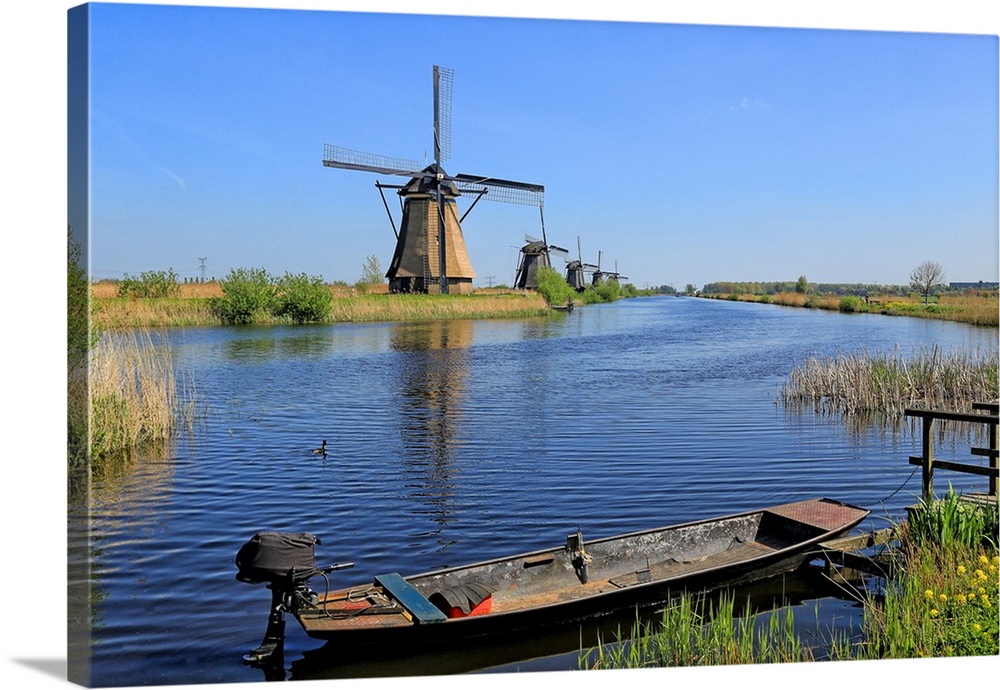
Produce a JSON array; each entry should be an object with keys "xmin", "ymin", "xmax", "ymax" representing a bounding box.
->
[
  {"xmin": 453, "ymin": 173, "xmax": 544, "ymax": 206},
  {"xmin": 323, "ymin": 145, "xmax": 421, "ymax": 177},
  {"xmin": 524, "ymin": 233, "xmax": 542, "ymax": 244},
  {"xmin": 433, "ymin": 65, "xmax": 453, "ymax": 165},
  {"xmin": 548, "ymin": 246, "xmax": 570, "ymax": 260}
]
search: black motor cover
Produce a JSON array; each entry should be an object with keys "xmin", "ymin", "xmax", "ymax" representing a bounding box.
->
[{"xmin": 235, "ymin": 531, "xmax": 323, "ymax": 585}]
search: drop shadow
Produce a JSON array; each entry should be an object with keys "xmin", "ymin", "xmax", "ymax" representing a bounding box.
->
[{"xmin": 10, "ymin": 658, "xmax": 66, "ymax": 681}]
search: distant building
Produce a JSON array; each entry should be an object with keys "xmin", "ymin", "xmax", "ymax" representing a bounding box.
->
[{"xmin": 949, "ymin": 281, "xmax": 999, "ymax": 290}]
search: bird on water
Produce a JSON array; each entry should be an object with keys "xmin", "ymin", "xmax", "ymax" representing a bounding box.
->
[{"xmin": 312, "ymin": 440, "xmax": 327, "ymax": 455}]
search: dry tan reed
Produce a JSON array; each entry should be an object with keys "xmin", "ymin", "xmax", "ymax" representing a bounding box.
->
[
  {"xmin": 779, "ymin": 346, "xmax": 999, "ymax": 421},
  {"xmin": 327, "ymin": 293, "xmax": 549, "ymax": 322},
  {"xmin": 89, "ymin": 329, "xmax": 192, "ymax": 462}
]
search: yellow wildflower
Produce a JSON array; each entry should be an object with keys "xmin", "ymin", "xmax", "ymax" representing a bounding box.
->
[
  {"xmin": 924, "ymin": 589, "xmax": 935, "ymax": 599},
  {"xmin": 930, "ymin": 608, "xmax": 939, "ymax": 617},
  {"xmin": 939, "ymin": 593, "xmax": 948, "ymax": 602},
  {"xmin": 968, "ymin": 592, "xmax": 977, "ymax": 600},
  {"xmin": 975, "ymin": 569, "xmax": 987, "ymax": 580},
  {"xmin": 958, "ymin": 565, "xmax": 967, "ymax": 575},
  {"xmin": 978, "ymin": 587, "xmax": 986, "ymax": 595},
  {"xmin": 973, "ymin": 623, "xmax": 982, "ymax": 632},
  {"xmin": 980, "ymin": 555, "xmax": 990, "ymax": 565},
  {"xmin": 956, "ymin": 594, "xmax": 968, "ymax": 605}
]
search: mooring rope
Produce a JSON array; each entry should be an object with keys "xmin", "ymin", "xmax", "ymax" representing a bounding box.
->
[{"xmin": 856, "ymin": 465, "xmax": 920, "ymax": 510}]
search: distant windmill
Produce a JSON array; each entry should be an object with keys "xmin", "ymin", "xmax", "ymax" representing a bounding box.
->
[
  {"xmin": 564, "ymin": 236, "xmax": 599, "ymax": 292},
  {"xmin": 591, "ymin": 250, "xmax": 628, "ymax": 285},
  {"xmin": 513, "ymin": 232, "xmax": 569, "ymax": 290},
  {"xmin": 323, "ymin": 66, "xmax": 544, "ymax": 294}
]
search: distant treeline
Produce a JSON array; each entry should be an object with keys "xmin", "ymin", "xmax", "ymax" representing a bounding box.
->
[{"xmin": 703, "ymin": 281, "xmax": 911, "ymax": 296}]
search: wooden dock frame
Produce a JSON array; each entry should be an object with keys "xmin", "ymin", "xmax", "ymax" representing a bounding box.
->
[
  {"xmin": 815, "ymin": 404, "xmax": 998, "ymax": 587},
  {"xmin": 904, "ymin": 402, "xmax": 999, "ymax": 505},
  {"xmin": 818, "ymin": 528, "xmax": 898, "ymax": 582}
]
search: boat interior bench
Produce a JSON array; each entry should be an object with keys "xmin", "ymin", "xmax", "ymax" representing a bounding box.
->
[{"xmin": 374, "ymin": 573, "xmax": 448, "ymax": 624}]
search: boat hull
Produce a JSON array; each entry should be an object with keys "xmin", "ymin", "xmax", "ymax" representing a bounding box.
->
[{"xmin": 293, "ymin": 498, "xmax": 868, "ymax": 648}]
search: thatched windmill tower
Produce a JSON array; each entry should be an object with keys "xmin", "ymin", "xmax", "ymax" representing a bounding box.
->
[{"xmin": 323, "ymin": 66, "xmax": 544, "ymax": 294}]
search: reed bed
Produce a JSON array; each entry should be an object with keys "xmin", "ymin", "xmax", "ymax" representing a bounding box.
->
[
  {"xmin": 779, "ymin": 346, "xmax": 999, "ymax": 422},
  {"xmin": 93, "ymin": 297, "xmax": 221, "ymax": 328},
  {"xmin": 89, "ymin": 328, "xmax": 194, "ymax": 464},
  {"xmin": 326, "ymin": 292, "xmax": 549, "ymax": 322}
]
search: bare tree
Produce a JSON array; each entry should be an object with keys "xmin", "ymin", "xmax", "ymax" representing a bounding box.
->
[
  {"xmin": 359, "ymin": 255, "xmax": 384, "ymax": 285},
  {"xmin": 910, "ymin": 260, "xmax": 946, "ymax": 304}
]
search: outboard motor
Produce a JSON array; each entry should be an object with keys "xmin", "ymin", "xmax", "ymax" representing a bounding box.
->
[{"xmin": 235, "ymin": 531, "xmax": 353, "ymax": 666}]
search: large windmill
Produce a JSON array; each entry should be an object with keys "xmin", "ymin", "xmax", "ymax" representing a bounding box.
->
[{"xmin": 323, "ymin": 66, "xmax": 544, "ymax": 294}]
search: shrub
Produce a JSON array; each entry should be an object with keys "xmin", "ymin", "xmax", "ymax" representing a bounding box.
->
[
  {"xmin": 533, "ymin": 265, "xmax": 576, "ymax": 305},
  {"xmin": 594, "ymin": 278, "xmax": 621, "ymax": 303},
  {"xmin": 274, "ymin": 272, "xmax": 333, "ymax": 324},
  {"xmin": 908, "ymin": 489, "xmax": 999, "ymax": 550},
  {"xmin": 839, "ymin": 296, "xmax": 867, "ymax": 313},
  {"xmin": 118, "ymin": 269, "xmax": 181, "ymax": 298},
  {"xmin": 212, "ymin": 267, "xmax": 276, "ymax": 325}
]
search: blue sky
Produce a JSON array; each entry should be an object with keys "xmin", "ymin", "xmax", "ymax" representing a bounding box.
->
[{"xmin": 74, "ymin": 1, "xmax": 999, "ymax": 290}]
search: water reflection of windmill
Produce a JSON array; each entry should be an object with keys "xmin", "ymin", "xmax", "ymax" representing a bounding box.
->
[
  {"xmin": 323, "ymin": 65, "xmax": 544, "ymax": 295},
  {"xmin": 564, "ymin": 236, "xmax": 600, "ymax": 292},
  {"xmin": 390, "ymin": 321, "xmax": 475, "ymax": 537},
  {"xmin": 513, "ymin": 233, "xmax": 569, "ymax": 290}
]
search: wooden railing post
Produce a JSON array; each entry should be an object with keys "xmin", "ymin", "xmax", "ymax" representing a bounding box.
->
[
  {"xmin": 989, "ymin": 420, "xmax": 998, "ymax": 497},
  {"xmin": 921, "ymin": 416, "xmax": 934, "ymax": 502},
  {"xmin": 972, "ymin": 402, "xmax": 998, "ymax": 498}
]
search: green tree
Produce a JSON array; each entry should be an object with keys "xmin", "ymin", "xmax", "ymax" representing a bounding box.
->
[
  {"xmin": 67, "ymin": 227, "xmax": 93, "ymax": 475},
  {"xmin": 67, "ymin": 227, "xmax": 93, "ymax": 371},
  {"xmin": 685, "ymin": 283, "xmax": 697, "ymax": 296},
  {"xmin": 910, "ymin": 260, "xmax": 946, "ymax": 305},
  {"xmin": 795, "ymin": 275, "xmax": 809, "ymax": 294}
]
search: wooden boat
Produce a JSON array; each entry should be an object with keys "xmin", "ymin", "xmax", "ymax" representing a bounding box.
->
[{"xmin": 236, "ymin": 497, "xmax": 868, "ymax": 662}]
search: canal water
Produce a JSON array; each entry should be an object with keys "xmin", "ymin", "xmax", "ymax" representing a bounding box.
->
[{"xmin": 74, "ymin": 296, "xmax": 997, "ymax": 686}]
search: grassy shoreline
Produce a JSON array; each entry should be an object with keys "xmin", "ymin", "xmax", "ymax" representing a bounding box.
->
[
  {"xmin": 91, "ymin": 283, "xmax": 552, "ymax": 329},
  {"xmin": 700, "ymin": 291, "xmax": 999, "ymax": 327}
]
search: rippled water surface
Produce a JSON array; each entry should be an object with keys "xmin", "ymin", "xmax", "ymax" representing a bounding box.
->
[{"xmin": 75, "ymin": 297, "xmax": 997, "ymax": 686}]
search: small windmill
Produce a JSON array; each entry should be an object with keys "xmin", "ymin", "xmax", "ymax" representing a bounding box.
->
[
  {"xmin": 323, "ymin": 66, "xmax": 544, "ymax": 294},
  {"xmin": 513, "ymin": 233, "xmax": 569, "ymax": 290},
  {"xmin": 564, "ymin": 236, "xmax": 599, "ymax": 292},
  {"xmin": 591, "ymin": 250, "xmax": 628, "ymax": 285}
]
